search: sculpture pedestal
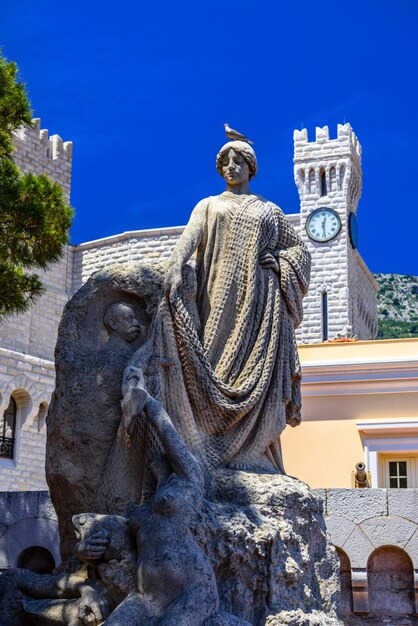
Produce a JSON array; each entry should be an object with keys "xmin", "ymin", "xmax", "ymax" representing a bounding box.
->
[{"xmin": 194, "ymin": 470, "xmax": 342, "ymax": 626}]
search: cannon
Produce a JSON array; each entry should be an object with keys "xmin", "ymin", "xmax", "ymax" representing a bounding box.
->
[{"xmin": 352, "ymin": 461, "xmax": 370, "ymax": 488}]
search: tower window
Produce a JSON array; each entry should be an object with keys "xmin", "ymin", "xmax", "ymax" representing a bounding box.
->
[
  {"xmin": 320, "ymin": 169, "xmax": 327, "ymax": 196},
  {"xmin": 339, "ymin": 165, "xmax": 346, "ymax": 190},
  {"xmin": 308, "ymin": 169, "xmax": 315, "ymax": 194},
  {"xmin": 298, "ymin": 169, "xmax": 305, "ymax": 189},
  {"xmin": 322, "ymin": 292, "xmax": 328, "ymax": 341},
  {"xmin": 1, "ymin": 396, "xmax": 16, "ymax": 459},
  {"xmin": 329, "ymin": 167, "xmax": 336, "ymax": 192}
]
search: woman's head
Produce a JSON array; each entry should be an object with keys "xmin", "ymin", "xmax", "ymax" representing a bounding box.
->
[{"xmin": 216, "ymin": 141, "xmax": 258, "ymax": 184}]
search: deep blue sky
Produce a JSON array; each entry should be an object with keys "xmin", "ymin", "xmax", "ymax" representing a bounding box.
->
[{"xmin": 1, "ymin": 1, "xmax": 417, "ymax": 274}]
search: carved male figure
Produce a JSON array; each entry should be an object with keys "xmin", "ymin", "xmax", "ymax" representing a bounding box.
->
[
  {"xmin": 103, "ymin": 301, "xmax": 141, "ymax": 344},
  {"xmin": 74, "ymin": 372, "xmax": 219, "ymax": 625}
]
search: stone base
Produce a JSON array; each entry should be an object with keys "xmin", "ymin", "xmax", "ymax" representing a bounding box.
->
[
  {"xmin": 0, "ymin": 470, "xmax": 342, "ymax": 625},
  {"xmin": 193, "ymin": 469, "xmax": 343, "ymax": 625},
  {"xmin": 343, "ymin": 615, "xmax": 418, "ymax": 626}
]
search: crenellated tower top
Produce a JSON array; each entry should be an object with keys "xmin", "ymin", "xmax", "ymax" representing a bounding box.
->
[
  {"xmin": 293, "ymin": 123, "xmax": 362, "ymax": 214},
  {"xmin": 294, "ymin": 123, "xmax": 361, "ymax": 163},
  {"xmin": 12, "ymin": 117, "xmax": 73, "ymax": 202}
]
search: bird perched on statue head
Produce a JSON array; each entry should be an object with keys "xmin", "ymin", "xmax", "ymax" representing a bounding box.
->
[{"xmin": 224, "ymin": 123, "xmax": 254, "ymax": 145}]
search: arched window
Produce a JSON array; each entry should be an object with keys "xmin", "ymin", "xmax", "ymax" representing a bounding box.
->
[
  {"xmin": 298, "ymin": 169, "xmax": 305, "ymax": 193},
  {"xmin": 1, "ymin": 396, "xmax": 16, "ymax": 459},
  {"xmin": 329, "ymin": 167, "xmax": 336, "ymax": 192},
  {"xmin": 368, "ymin": 546, "xmax": 415, "ymax": 615},
  {"xmin": 308, "ymin": 169, "xmax": 316, "ymax": 194},
  {"xmin": 17, "ymin": 546, "xmax": 55, "ymax": 574},
  {"xmin": 336, "ymin": 548, "xmax": 353, "ymax": 614},
  {"xmin": 320, "ymin": 169, "xmax": 327, "ymax": 196},
  {"xmin": 339, "ymin": 164, "xmax": 346, "ymax": 190}
]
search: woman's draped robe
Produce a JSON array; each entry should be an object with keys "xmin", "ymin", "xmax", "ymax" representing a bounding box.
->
[{"xmin": 100, "ymin": 194, "xmax": 310, "ymax": 511}]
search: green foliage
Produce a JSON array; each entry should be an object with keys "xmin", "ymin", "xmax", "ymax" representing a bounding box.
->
[
  {"xmin": 0, "ymin": 56, "xmax": 32, "ymax": 157},
  {"xmin": 377, "ymin": 319, "xmax": 418, "ymax": 339},
  {"xmin": 0, "ymin": 51, "xmax": 73, "ymax": 317},
  {"xmin": 374, "ymin": 273, "xmax": 418, "ymax": 336}
]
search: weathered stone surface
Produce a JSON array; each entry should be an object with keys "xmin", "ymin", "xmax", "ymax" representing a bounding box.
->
[
  {"xmin": 360, "ymin": 516, "xmax": 417, "ymax": 548},
  {"xmin": 195, "ymin": 471, "xmax": 342, "ymax": 625},
  {"xmin": 45, "ymin": 262, "xmax": 166, "ymax": 559},
  {"xmin": 18, "ymin": 470, "xmax": 341, "ymax": 625},
  {"xmin": 326, "ymin": 489, "xmax": 387, "ymax": 524},
  {"xmin": 0, "ymin": 518, "xmax": 60, "ymax": 569},
  {"xmin": 265, "ymin": 609, "xmax": 342, "ymax": 625},
  {"xmin": 344, "ymin": 615, "xmax": 418, "ymax": 625},
  {"xmin": 0, "ymin": 490, "xmax": 41, "ymax": 526},
  {"xmin": 405, "ymin": 527, "xmax": 418, "ymax": 568},
  {"xmin": 313, "ymin": 489, "xmax": 327, "ymax": 510},
  {"xmin": 0, "ymin": 521, "xmax": 7, "ymax": 540},
  {"xmin": 38, "ymin": 491, "xmax": 58, "ymax": 521},
  {"xmin": 325, "ymin": 516, "xmax": 356, "ymax": 548},
  {"xmin": 388, "ymin": 488, "xmax": 418, "ymax": 518},
  {"xmin": 0, "ymin": 534, "xmax": 22, "ymax": 569},
  {"xmin": 341, "ymin": 527, "xmax": 374, "ymax": 569}
]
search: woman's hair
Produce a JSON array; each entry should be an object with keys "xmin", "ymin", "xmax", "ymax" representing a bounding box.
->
[{"xmin": 216, "ymin": 141, "xmax": 258, "ymax": 180}]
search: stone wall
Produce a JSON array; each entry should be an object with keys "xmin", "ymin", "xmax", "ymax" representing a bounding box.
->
[
  {"xmin": 348, "ymin": 251, "xmax": 379, "ymax": 340},
  {"xmin": 0, "ymin": 253, "xmax": 73, "ymax": 361},
  {"xmin": 0, "ymin": 349, "xmax": 53, "ymax": 491},
  {"xmin": 0, "ymin": 120, "xmax": 73, "ymax": 492},
  {"xmin": 0, "ymin": 491, "xmax": 59, "ymax": 571},
  {"xmin": 71, "ymin": 227, "xmax": 184, "ymax": 292},
  {"xmin": 321, "ymin": 488, "xmax": 418, "ymax": 617}
]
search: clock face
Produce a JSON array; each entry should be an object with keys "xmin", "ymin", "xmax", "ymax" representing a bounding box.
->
[{"xmin": 306, "ymin": 208, "xmax": 341, "ymax": 243}]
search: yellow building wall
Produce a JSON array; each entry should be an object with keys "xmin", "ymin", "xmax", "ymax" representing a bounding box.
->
[{"xmin": 281, "ymin": 339, "xmax": 418, "ymax": 488}]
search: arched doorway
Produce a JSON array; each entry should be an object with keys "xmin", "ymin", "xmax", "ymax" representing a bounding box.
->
[
  {"xmin": 336, "ymin": 548, "xmax": 353, "ymax": 614},
  {"xmin": 16, "ymin": 546, "xmax": 55, "ymax": 574},
  {"xmin": 368, "ymin": 546, "xmax": 415, "ymax": 615}
]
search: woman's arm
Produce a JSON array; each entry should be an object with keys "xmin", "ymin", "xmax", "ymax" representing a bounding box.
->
[
  {"xmin": 142, "ymin": 391, "xmax": 203, "ymax": 485},
  {"xmin": 164, "ymin": 199, "xmax": 207, "ymax": 296}
]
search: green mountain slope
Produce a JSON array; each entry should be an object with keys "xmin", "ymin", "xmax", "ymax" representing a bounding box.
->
[{"xmin": 374, "ymin": 273, "xmax": 418, "ymax": 339}]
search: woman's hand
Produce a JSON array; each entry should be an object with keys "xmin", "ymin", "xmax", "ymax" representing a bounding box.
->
[{"xmin": 259, "ymin": 251, "xmax": 280, "ymax": 275}]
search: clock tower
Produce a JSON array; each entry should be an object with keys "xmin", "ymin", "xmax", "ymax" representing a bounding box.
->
[{"xmin": 293, "ymin": 123, "xmax": 378, "ymax": 343}]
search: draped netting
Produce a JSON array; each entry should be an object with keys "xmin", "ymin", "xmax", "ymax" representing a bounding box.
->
[{"xmin": 99, "ymin": 194, "xmax": 310, "ymax": 510}]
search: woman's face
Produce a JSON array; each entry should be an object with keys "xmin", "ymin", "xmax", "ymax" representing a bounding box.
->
[{"xmin": 221, "ymin": 149, "xmax": 250, "ymax": 186}]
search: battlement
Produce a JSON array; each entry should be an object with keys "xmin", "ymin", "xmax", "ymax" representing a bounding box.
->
[
  {"xmin": 12, "ymin": 118, "xmax": 73, "ymax": 202},
  {"xmin": 13, "ymin": 118, "xmax": 73, "ymax": 161},
  {"xmin": 293, "ymin": 123, "xmax": 362, "ymax": 162}
]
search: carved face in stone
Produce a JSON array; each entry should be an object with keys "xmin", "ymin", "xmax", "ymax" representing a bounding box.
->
[
  {"xmin": 220, "ymin": 149, "xmax": 250, "ymax": 187},
  {"xmin": 104, "ymin": 302, "xmax": 141, "ymax": 343}
]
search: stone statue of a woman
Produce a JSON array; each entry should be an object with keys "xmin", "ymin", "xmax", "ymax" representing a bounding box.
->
[{"xmin": 122, "ymin": 140, "xmax": 311, "ymax": 480}]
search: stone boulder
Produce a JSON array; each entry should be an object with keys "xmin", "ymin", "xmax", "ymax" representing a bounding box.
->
[
  {"xmin": 46, "ymin": 263, "xmax": 164, "ymax": 559},
  {"xmin": 193, "ymin": 470, "xmax": 342, "ymax": 625}
]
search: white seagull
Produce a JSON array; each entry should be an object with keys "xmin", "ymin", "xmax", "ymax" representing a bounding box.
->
[{"xmin": 224, "ymin": 123, "xmax": 254, "ymax": 145}]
